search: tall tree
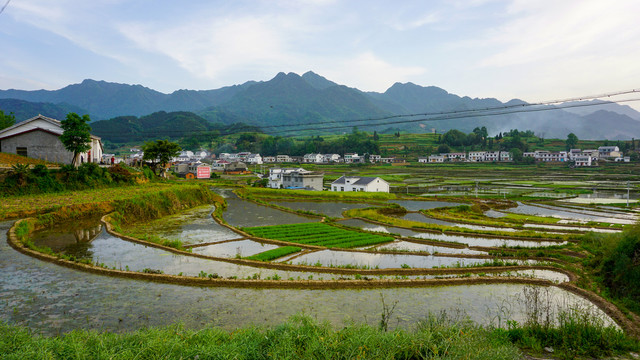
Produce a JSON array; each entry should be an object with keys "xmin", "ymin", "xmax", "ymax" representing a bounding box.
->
[
  {"xmin": 60, "ymin": 113, "xmax": 92, "ymax": 166},
  {"xmin": 565, "ymin": 133, "xmax": 578, "ymax": 151},
  {"xmin": 142, "ymin": 139, "xmax": 181, "ymax": 178},
  {"xmin": 0, "ymin": 109, "xmax": 16, "ymax": 130}
]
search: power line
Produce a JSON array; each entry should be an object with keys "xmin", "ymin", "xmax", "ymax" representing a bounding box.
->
[
  {"xmin": 266, "ymin": 97, "xmax": 640, "ymax": 135},
  {"xmin": 90, "ymin": 89, "xmax": 640, "ymax": 138},
  {"xmin": 259, "ymin": 88, "xmax": 640, "ymax": 132},
  {"xmin": 0, "ymin": 0, "xmax": 10, "ymax": 16}
]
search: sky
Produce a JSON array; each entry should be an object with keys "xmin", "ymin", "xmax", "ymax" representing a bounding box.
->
[{"xmin": 1, "ymin": 0, "xmax": 639, "ymax": 109}]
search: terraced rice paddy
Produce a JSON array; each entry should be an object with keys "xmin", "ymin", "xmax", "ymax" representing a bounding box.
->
[{"xmin": 243, "ymin": 223, "xmax": 394, "ymax": 248}]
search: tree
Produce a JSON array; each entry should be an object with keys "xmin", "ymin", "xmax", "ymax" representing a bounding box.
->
[
  {"xmin": 0, "ymin": 109, "xmax": 15, "ymax": 130},
  {"xmin": 437, "ymin": 144, "xmax": 451, "ymax": 153},
  {"xmin": 60, "ymin": 113, "xmax": 92, "ymax": 166},
  {"xmin": 373, "ymin": 131, "xmax": 379, "ymax": 141},
  {"xmin": 510, "ymin": 148, "xmax": 523, "ymax": 163},
  {"xmin": 142, "ymin": 139, "xmax": 181, "ymax": 178},
  {"xmin": 565, "ymin": 133, "xmax": 578, "ymax": 151}
]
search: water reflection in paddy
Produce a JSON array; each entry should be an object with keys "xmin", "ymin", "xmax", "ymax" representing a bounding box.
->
[
  {"xmin": 224, "ymin": 198, "xmax": 319, "ymax": 227},
  {"xmin": 509, "ymin": 202, "xmax": 636, "ymax": 225},
  {"xmin": 271, "ymin": 201, "xmax": 372, "ymax": 218},
  {"xmin": 338, "ymin": 218, "xmax": 565, "ymax": 248},
  {"xmin": 371, "ymin": 240, "xmax": 485, "ymax": 255},
  {"xmin": 389, "ymin": 200, "xmax": 465, "ymax": 211},
  {"xmin": 32, "ymin": 227, "xmax": 349, "ymax": 280},
  {"xmin": 129, "ymin": 205, "xmax": 242, "ymax": 245},
  {"xmin": 1, "ymin": 221, "xmax": 612, "ymax": 336},
  {"xmin": 401, "ymin": 212, "xmax": 518, "ymax": 232},
  {"xmin": 30, "ymin": 216, "xmax": 104, "ymax": 258},
  {"xmin": 288, "ymin": 249, "xmax": 500, "ymax": 269},
  {"xmin": 191, "ymin": 239, "xmax": 279, "ymax": 258}
]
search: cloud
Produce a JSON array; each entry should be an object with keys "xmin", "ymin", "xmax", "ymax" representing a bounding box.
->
[
  {"xmin": 477, "ymin": 0, "xmax": 640, "ymax": 68},
  {"xmin": 117, "ymin": 15, "xmax": 292, "ymax": 82},
  {"xmin": 320, "ymin": 52, "xmax": 426, "ymax": 92}
]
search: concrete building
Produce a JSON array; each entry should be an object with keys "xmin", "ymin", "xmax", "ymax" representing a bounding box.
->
[
  {"xmin": 574, "ymin": 155, "xmax": 592, "ymax": 167},
  {"xmin": 598, "ymin": 146, "xmax": 622, "ymax": 159},
  {"xmin": 331, "ymin": 176, "xmax": 389, "ymax": 192},
  {"xmin": 0, "ymin": 114, "xmax": 103, "ymax": 165},
  {"xmin": 282, "ymin": 169, "xmax": 324, "ymax": 191}
]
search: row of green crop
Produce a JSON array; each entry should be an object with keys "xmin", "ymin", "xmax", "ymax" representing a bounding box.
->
[
  {"xmin": 244, "ymin": 246, "xmax": 302, "ymax": 261},
  {"xmin": 244, "ymin": 223, "xmax": 394, "ymax": 249}
]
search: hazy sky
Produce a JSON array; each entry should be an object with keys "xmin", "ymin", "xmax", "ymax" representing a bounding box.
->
[{"xmin": 1, "ymin": 0, "xmax": 639, "ymax": 108}]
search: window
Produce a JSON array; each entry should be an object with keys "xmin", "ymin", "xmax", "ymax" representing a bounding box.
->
[
  {"xmin": 340, "ymin": 187, "xmax": 344, "ymax": 191},
  {"xmin": 16, "ymin": 147, "xmax": 27, "ymax": 157}
]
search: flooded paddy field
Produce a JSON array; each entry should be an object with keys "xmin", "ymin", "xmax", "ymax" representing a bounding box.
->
[
  {"xmin": 369, "ymin": 240, "xmax": 485, "ymax": 255},
  {"xmin": 284, "ymin": 249, "xmax": 523, "ymax": 269},
  {"xmin": 338, "ymin": 218, "xmax": 565, "ymax": 248},
  {"xmin": 31, "ymin": 226, "xmax": 343, "ymax": 280},
  {"xmin": 2, "ymin": 221, "xmax": 610, "ymax": 336},
  {"xmin": 5, "ymin": 183, "xmax": 630, "ymax": 337},
  {"xmin": 125, "ymin": 205, "xmax": 243, "ymax": 245},
  {"xmin": 508, "ymin": 202, "xmax": 637, "ymax": 225},
  {"xmin": 190, "ymin": 239, "xmax": 279, "ymax": 258},
  {"xmin": 400, "ymin": 212, "xmax": 519, "ymax": 232},
  {"xmin": 270, "ymin": 201, "xmax": 373, "ymax": 218},
  {"xmin": 224, "ymin": 197, "xmax": 320, "ymax": 227},
  {"xmin": 389, "ymin": 200, "xmax": 466, "ymax": 211}
]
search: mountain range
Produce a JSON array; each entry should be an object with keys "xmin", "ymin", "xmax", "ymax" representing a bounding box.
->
[{"xmin": 1, "ymin": 71, "xmax": 639, "ymax": 140}]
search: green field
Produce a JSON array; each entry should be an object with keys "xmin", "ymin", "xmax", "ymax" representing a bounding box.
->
[{"xmin": 243, "ymin": 223, "xmax": 394, "ymax": 248}]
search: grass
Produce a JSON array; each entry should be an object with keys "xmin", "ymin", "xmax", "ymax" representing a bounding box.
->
[
  {"xmin": 0, "ymin": 182, "xmax": 199, "ymax": 220},
  {"xmin": 501, "ymin": 286, "xmax": 639, "ymax": 359},
  {"xmin": 2, "ymin": 309, "xmax": 636, "ymax": 360},
  {"xmin": 245, "ymin": 246, "xmax": 302, "ymax": 261},
  {"xmin": 239, "ymin": 186, "xmax": 397, "ymax": 201},
  {"xmin": 0, "ymin": 152, "xmax": 58, "ymax": 167},
  {"xmin": 244, "ymin": 222, "xmax": 394, "ymax": 248},
  {"xmin": 0, "ymin": 314, "xmax": 524, "ymax": 360}
]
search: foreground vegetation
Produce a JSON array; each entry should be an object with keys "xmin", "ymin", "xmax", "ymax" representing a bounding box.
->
[{"xmin": 2, "ymin": 309, "xmax": 637, "ymax": 360}]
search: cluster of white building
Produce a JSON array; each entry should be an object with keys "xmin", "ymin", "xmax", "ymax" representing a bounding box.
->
[
  {"xmin": 267, "ymin": 167, "xmax": 390, "ymax": 193},
  {"xmin": 418, "ymin": 146, "xmax": 629, "ymax": 167},
  {"xmin": 420, "ymin": 151, "xmax": 513, "ymax": 163}
]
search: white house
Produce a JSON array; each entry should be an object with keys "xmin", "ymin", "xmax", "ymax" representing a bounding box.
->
[
  {"xmin": 574, "ymin": 155, "xmax": 592, "ymax": 167},
  {"xmin": 468, "ymin": 151, "xmax": 486, "ymax": 162},
  {"xmin": 277, "ymin": 155, "xmax": 292, "ymax": 163},
  {"xmin": 323, "ymin": 154, "xmax": 341, "ymax": 163},
  {"xmin": 418, "ymin": 157, "xmax": 429, "ymax": 163},
  {"xmin": 447, "ymin": 152, "xmax": 466, "ymax": 162},
  {"xmin": 598, "ymin": 146, "xmax": 622, "ymax": 159},
  {"xmin": 269, "ymin": 167, "xmax": 323, "ymax": 190},
  {"xmin": 268, "ymin": 167, "xmax": 305, "ymax": 189},
  {"xmin": 263, "ymin": 156, "xmax": 276, "ymax": 163},
  {"xmin": 0, "ymin": 114, "xmax": 103, "ymax": 165},
  {"xmin": 499, "ymin": 152, "xmax": 512, "ymax": 162},
  {"xmin": 331, "ymin": 176, "xmax": 389, "ymax": 193},
  {"xmin": 428, "ymin": 154, "xmax": 445, "ymax": 163},
  {"xmin": 369, "ymin": 154, "xmax": 382, "ymax": 163},
  {"xmin": 344, "ymin": 153, "xmax": 363, "ymax": 163},
  {"xmin": 174, "ymin": 150, "xmax": 194, "ymax": 162},
  {"xmin": 246, "ymin": 153, "xmax": 263, "ymax": 164},
  {"xmin": 303, "ymin": 153, "xmax": 324, "ymax": 163}
]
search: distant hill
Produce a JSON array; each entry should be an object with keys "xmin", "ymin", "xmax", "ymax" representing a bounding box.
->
[
  {"xmin": 90, "ymin": 111, "xmax": 259, "ymax": 143},
  {"xmin": 3, "ymin": 72, "xmax": 640, "ymax": 139},
  {"xmin": 0, "ymin": 98, "xmax": 88, "ymax": 122}
]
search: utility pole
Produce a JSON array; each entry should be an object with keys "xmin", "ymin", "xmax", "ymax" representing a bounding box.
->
[{"xmin": 627, "ymin": 181, "xmax": 630, "ymax": 208}]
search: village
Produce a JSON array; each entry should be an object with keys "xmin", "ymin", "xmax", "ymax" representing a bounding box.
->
[{"xmin": 0, "ymin": 115, "xmax": 633, "ymax": 195}]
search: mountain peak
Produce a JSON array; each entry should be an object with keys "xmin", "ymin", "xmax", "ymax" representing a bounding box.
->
[{"xmin": 302, "ymin": 71, "xmax": 339, "ymax": 90}]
